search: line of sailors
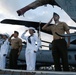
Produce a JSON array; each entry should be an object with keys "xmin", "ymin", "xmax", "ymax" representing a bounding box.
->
[
  {"xmin": 0, "ymin": 27, "xmax": 41, "ymax": 71},
  {"xmin": 0, "ymin": 12, "xmax": 70, "ymax": 71}
]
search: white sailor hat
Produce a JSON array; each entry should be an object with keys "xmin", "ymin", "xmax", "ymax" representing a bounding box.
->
[
  {"xmin": 29, "ymin": 27, "xmax": 36, "ymax": 33},
  {"xmin": 3, "ymin": 33, "xmax": 9, "ymax": 38}
]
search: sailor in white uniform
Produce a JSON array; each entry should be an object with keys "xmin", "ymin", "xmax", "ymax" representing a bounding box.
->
[
  {"xmin": 0, "ymin": 34, "xmax": 10, "ymax": 69},
  {"xmin": 21, "ymin": 27, "xmax": 41, "ymax": 71},
  {"xmin": 0, "ymin": 34, "xmax": 4, "ymax": 48}
]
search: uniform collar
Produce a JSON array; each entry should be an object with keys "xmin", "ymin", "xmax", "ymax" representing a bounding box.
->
[{"xmin": 55, "ymin": 21, "xmax": 60, "ymax": 25}]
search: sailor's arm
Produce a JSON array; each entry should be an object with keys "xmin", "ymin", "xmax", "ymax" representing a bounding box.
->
[
  {"xmin": 4, "ymin": 39, "xmax": 10, "ymax": 54},
  {"xmin": 66, "ymin": 30, "xmax": 70, "ymax": 47},
  {"xmin": 21, "ymin": 30, "xmax": 28, "ymax": 40},
  {"xmin": 8, "ymin": 34, "xmax": 14, "ymax": 42},
  {"xmin": 34, "ymin": 35, "xmax": 41, "ymax": 52},
  {"xmin": 42, "ymin": 18, "xmax": 53, "ymax": 31},
  {"xmin": 63, "ymin": 22, "xmax": 70, "ymax": 47},
  {"xmin": 18, "ymin": 39, "xmax": 22, "ymax": 55}
]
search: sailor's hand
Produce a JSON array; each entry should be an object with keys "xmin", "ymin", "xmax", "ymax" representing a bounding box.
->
[
  {"xmin": 25, "ymin": 30, "xmax": 28, "ymax": 32},
  {"xmin": 48, "ymin": 17, "xmax": 53, "ymax": 24},
  {"xmin": 50, "ymin": 17, "xmax": 53, "ymax": 22},
  {"xmin": 34, "ymin": 51, "xmax": 37, "ymax": 53},
  {"xmin": 11, "ymin": 34, "xmax": 14, "ymax": 37}
]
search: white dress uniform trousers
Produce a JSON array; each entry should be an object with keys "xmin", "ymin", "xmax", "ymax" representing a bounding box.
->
[
  {"xmin": 21, "ymin": 32, "xmax": 41, "ymax": 71},
  {"xmin": 0, "ymin": 39, "xmax": 10, "ymax": 69}
]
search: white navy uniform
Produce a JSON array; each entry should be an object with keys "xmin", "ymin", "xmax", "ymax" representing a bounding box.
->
[
  {"xmin": 21, "ymin": 32, "xmax": 41, "ymax": 71},
  {"xmin": 0, "ymin": 39, "xmax": 4, "ymax": 48},
  {"xmin": 0, "ymin": 39, "xmax": 10, "ymax": 69}
]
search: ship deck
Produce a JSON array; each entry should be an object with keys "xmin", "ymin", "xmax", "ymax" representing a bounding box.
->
[{"xmin": 0, "ymin": 69, "xmax": 76, "ymax": 75}]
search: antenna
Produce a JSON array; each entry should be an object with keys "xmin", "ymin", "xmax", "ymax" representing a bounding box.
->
[
  {"xmin": 38, "ymin": 21, "xmax": 42, "ymax": 49},
  {"xmin": 38, "ymin": 21, "xmax": 41, "ymax": 39}
]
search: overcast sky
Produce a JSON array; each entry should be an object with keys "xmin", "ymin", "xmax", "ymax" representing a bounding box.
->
[{"xmin": 0, "ymin": 0, "xmax": 76, "ymax": 48}]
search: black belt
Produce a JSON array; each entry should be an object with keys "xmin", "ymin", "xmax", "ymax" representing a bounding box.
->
[{"xmin": 54, "ymin": 38, "xmax": 65, "ymax": 41}]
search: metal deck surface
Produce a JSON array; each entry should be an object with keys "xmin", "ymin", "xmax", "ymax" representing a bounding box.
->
[{"xmin": 0, "ymin": 69, "xmax": 76, "ymax": 75}]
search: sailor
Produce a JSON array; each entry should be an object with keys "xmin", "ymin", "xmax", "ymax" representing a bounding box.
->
[
  {"xmin": 0, "ymin": 34, "xmax": 4, "ymax": 48},
  {"xmin": 8, "ymin": 31, "xmax": 22, "ymax": 69},
  {"xmin": 42, "ymin": 12, "xmax": 70, "ymax": 71},
  {"xmin": 21, "ymin": 27, "xmax": 41, "ymax": 71},
  {"xmin": 0, "ymin": 33, "xmax": 10, "ymax": 69}
]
